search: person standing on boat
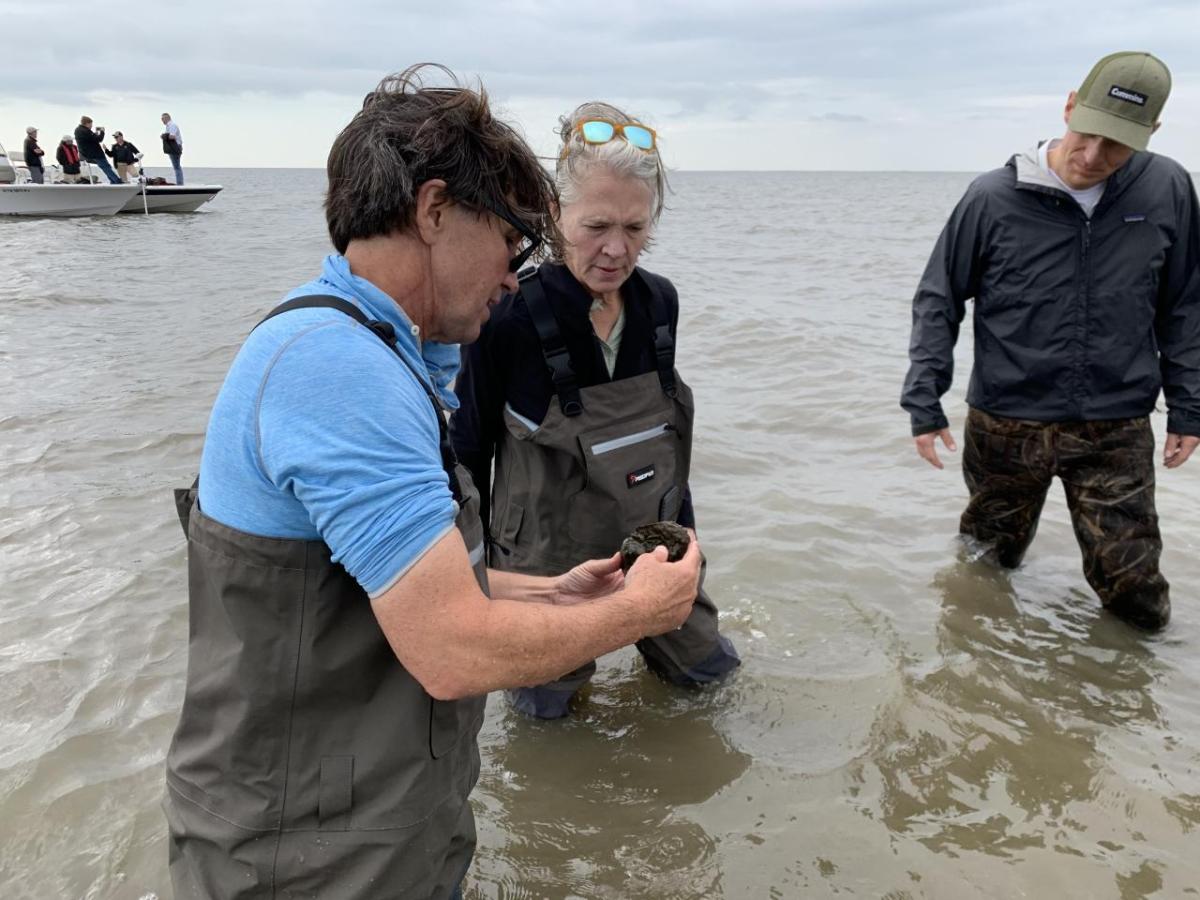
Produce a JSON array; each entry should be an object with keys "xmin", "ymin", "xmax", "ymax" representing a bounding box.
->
[
  {"xmin": 22, "ymin": 127, "xmax": 44, "ymax": 184},
  {"xmin": 450, "ymin": 102, "xmax": 741, "ymax": 719},
  {"xmin": 166, "ymin": 66, "xmax": 702, "ymax": 900},
  {"xmin": 107, "ymin": 132, "xmax": 142, "ymax": 182},
  {"xmin": 902, "ymin": 52, "xmax": 1200, "ymax": 630},
  {"xmin": 160, "ymin": 112, "xmax": 183, "ymax": 184},
  {"xmin": 55, "ymin": 135, "xmax": 82, "ymax": 183},
  {"xmin": 74, "ymin": 116, "xmax": 121, "ymax": 184}
]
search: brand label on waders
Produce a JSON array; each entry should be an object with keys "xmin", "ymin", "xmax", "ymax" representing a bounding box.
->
[{"xmin": 626, "ymin": 465, "xmax": 656, "ymax": 488}]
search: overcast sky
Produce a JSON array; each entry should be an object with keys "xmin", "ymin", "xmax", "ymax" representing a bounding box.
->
[{"xmin": 3, "ymin": 0, "xmax": 1198, "ymax": 171}]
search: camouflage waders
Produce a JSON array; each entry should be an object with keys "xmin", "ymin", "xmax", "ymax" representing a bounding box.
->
[{"xmin": 960, "ymin": 407, "xmax": 1170, "ymax": 629}]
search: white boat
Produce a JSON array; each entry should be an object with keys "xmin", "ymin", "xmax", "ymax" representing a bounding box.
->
[
  {"xmin": 119, "ymin": 183, "xmax": 223, "ymax": 214},
  {"xmin": 0, "ymin": 140, "xmax": 140, "ymax": 216},
  {"xmin": 0, "ymin": 183, "xmax": 142, "ymax": 217}
]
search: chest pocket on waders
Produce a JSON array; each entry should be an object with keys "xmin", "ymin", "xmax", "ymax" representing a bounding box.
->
[{"xmin": 568, "ymin": 411, "xmax": 681, "ymax": 555}]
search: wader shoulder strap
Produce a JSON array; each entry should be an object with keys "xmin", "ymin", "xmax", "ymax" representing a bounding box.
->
[
  {"xmin": 255, "ymin": 295, "xmax": 464, "ymax": 502},
  {"xmin": 643, "ymin": 275, "xmax": 678, "ymax": 399},
  {"xmin": 519, "ymin": 269, "xmax": 583, "ymax": 417}
]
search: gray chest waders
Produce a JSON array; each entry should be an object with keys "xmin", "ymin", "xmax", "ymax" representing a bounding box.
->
[
  {"xmin": 166, "ymin": 297, "xmax": 487, "ymax": 899},
  {"xmin": 490, "ymin": 271, "xmax": 739, "ymax": 719}
]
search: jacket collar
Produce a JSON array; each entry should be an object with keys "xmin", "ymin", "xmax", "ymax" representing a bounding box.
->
[
  {"xmin": 1007, "ymin": 140, "xmax": 1153, "ymax": 209},
  {"xmin": 537, "ymin": 262, "xmax": 653, "ymax": 332}
]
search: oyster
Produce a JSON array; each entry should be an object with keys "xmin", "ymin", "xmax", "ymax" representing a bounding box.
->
[{"xmin": 619, "ymin": 521, "xmax": 691, "ymax": 572}]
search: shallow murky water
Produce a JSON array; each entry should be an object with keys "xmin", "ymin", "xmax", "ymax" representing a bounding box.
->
[{"xmin": 2, "ymin": 169, "xmax": 1199, "ymax": 899}]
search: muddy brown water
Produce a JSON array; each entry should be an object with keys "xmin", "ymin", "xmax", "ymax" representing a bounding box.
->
[{"xmin": 2, "ymin": 170, "xmax": 1199, "ymax": 899}]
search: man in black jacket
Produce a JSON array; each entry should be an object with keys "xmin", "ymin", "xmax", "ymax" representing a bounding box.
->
[
  {"xmin": 107, "ymin": 132, "xmax": 142, "ymax": 182},
  {"xmin": 901, "ymin": 51, "xmax": 1200, "ymax": 630},
  {"xmin": 74, "ymin": 116, "xmax": 122, "ymax": 184},
  {"xmin": 23, "ymin": 127, "xmax": 45, "ymax": 183}
]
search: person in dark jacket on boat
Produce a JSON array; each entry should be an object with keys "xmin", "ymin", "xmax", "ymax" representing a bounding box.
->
[
  {"xmin": 107, "ymin": 132, "xmax": 141, "ymax": 182},
  {"xmin": 23, "ymin": 127, "xmax": 45, "ymax": 183},
  {"xmin": 74, "ymin": 116, "xmax": 121, "ymax": 184},
  {"xmin": 901, "ymin": 52, "xmax": 1200, "ymax": 631},
  {"xmin": 165, "ymin": 65, "xmax": 702, "ymax": 900},
  {"xmin": 56, "ymin": 135, "xmax": 82, "ymax": 183}
]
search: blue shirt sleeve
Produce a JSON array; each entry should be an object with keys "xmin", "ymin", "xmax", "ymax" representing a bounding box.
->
[{"xmin": 257, "ymin": 320, "xmax": 458, "ymax": 596}]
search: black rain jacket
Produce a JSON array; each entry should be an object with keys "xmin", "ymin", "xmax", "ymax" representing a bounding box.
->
[
  {"xmin": 902, "ymin": 146, "xmax": 1200, "ymax": 438},
  {"xmin": 23, "ymin": 137, "xmax": 44, "ymax": 168},
  {"xmin": 108, "ymin": 141, "xmax": 140, "ymax": 165},
  {"xmin": 74, "ymin": 124, "xmax": 105, "ymax": 161}
]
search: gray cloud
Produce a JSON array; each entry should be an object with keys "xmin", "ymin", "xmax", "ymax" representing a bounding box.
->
[
  {"xmin": 809, "ymin": 112, "xmax": 869, "ymax": 123},
  {"xmin": 7, "ymin": 0, "xmax": 1197, "ymax": 107},
  {"xmin": 4, "ymin": 0, "xmax": 1197, "ymax": 169}
]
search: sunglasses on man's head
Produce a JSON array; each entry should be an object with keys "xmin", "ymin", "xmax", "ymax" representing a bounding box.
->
[
  {"xmin": 571, "ymin": 119, "xmax": 658, "ymax": 152},
  {"xmin": 480, "ymin": 198, "xmax": 542, "ymax": 273}
]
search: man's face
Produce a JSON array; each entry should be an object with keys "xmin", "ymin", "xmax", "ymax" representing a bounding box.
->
[
  {"xmin": 427, "ymin": 203, "xmax": 522, "ymax": 343},
  {"xmin": 1057, "ymin": 92, "xmax": 1138, "ymax": 189},
  {"xmin": 1056, "ymin": 131, "xmax": 1135, "ymax": 189},
  {"xmin": 161, "ymin": 115, "xmax": 170, "ymax": 124}
]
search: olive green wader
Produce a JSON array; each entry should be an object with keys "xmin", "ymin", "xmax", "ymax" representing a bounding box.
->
[
  {"xmin": 489, "ymin": 271, "xmax": 739, "ymax": 718},
  {"xmin": 166, "ymin": 298, "xmax": 487, "ymax": 899}
]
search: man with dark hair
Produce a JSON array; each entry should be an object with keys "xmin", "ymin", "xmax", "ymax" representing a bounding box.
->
[
  {"xmin": 166, "ymin": 65, "xmax": 702, "ymax": 900},
  {"xmin": 902, "ymin": 52, "xmax": 1200, "ymax": 630},
  {"xmin": 74, "ymin": 116, "xmax": 121, "ymax": 184},
  {"xmin": 107, "ymin": 132, "xmax": 142, "ymax": 182}
]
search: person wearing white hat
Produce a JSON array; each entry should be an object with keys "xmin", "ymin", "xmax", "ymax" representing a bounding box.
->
[
  {"xmin": 23, "ymin": 127, "xmax": 45, "ymax": 183},
  {"xmin": 56, "ymin": 134, "xmax": 83, "ymax": 183}
]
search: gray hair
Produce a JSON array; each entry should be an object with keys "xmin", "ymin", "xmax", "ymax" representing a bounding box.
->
[{"xmin": 554, "ymin": 101, "xmax": 667, "ymax": 227}]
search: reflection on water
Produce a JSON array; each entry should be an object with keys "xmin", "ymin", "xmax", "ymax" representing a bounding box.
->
[
  {"xmin": 858, "ymin": 551, "xmax": 1199, "ymax": 897},
  {"xmin": 470, "ymin": 667, "xmax": 750, "ymax": 900}
]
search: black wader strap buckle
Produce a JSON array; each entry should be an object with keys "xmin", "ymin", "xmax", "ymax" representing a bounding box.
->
[
  {"xmin": 254, "ymin": 295, "xmax": 465, "ymax": 504},
  {"xmin": 520, "ymin": 269, "xmax": 584, "ymax": 417},
  {"xmin": 645, "ymin": 277, "xmax": 678, "ymax": 399}
]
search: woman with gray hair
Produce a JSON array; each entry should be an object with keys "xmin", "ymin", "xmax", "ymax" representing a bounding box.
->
[{"xmin": 451, "ymin": 101, "xmax": 740, "ymax": 720}]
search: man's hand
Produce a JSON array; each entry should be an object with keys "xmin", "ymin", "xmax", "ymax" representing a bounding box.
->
[
  {"xmin": 623, "ymin": 534, "xmax": 702, "ymax": 636},
  {"xmin": 914, "ymin": 427, "xmax": 957, "ymax": 469},
  {"xmin": 554, "ymin": 552, "xmax": 625, "ymax": 606},
  {"xmin": 1164, "ymin": 433, "xmax": 1200, "ymax": 469}
]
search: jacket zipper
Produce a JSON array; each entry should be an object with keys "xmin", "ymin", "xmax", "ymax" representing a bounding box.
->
[{"xmin": 1078, "ymin": 217, "xmax": 1092, "ymax": 417}]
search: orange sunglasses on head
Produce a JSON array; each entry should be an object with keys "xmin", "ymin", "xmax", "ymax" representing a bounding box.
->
[{"xmin": 563, "ymin": 119, "xmax": 658, "ymax": 157}]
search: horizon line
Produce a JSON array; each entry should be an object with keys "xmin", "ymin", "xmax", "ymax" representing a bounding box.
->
[{"xmin": 148, "ymin": 166, "xmax": 989, "ymax": 174}]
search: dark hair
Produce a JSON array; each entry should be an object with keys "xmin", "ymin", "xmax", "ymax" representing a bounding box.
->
[{"xmin": 324, "ymin": 63, "xmax": 558, "ymax": 256}]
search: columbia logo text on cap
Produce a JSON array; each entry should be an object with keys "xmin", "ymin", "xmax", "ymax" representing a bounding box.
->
[{"xmin": 1109, "ymin": 85, "xmax": 1147, "ymax": 106}]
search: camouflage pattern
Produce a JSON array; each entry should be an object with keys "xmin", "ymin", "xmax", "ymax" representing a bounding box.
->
[{"xmin": 960, "ymin": 408, "xmax": 1170, "ymax": 629}]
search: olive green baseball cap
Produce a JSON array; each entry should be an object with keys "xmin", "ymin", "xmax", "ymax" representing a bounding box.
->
[{"xmin": 1069, "ymin": 51, "xmax": 1170, "ymax": 151}]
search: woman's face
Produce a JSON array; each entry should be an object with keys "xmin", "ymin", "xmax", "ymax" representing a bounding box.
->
[{"xmin": 560, "ymin": 170, "xmax": 654, "ymax": 297}]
